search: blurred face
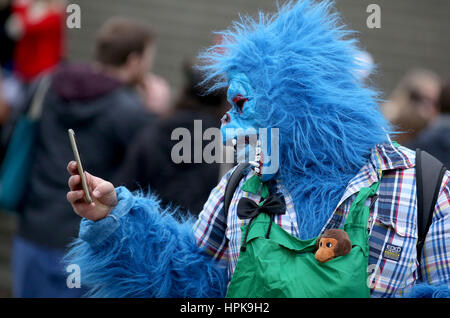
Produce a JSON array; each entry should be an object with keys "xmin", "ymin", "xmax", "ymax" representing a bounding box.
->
[
  {"xmin": 140, "ymin": 44, "xmax": 156, "ymax": 75},
  {"xmin": 126, "ymin": 44, "xmax": 155, "ymax": 84},
  {"xmin": 410, "ymin": 81, "xmax": 441, "ymax": 120}
]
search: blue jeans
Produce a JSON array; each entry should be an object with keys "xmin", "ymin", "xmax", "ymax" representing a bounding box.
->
[{"xmin": 12, "ymin": 235, "xmax": 86, "ymax": 298}]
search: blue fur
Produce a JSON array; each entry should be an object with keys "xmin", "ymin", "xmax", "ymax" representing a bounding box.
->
[
  {"xmin": 198, "ymin": 0, "xmax": 391, "ymax": 239},
  {"xmin": 405, "ymin": 283, "xmax": 450, "ymax": 298},
  {"xmin": 63, "ymin": 187, "xmax": 227, "ymax": 297}
]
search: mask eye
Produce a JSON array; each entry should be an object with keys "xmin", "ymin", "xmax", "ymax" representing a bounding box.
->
[{"xmin": 232, "ymin": 95, "xmax": 248, "ymax": 113}]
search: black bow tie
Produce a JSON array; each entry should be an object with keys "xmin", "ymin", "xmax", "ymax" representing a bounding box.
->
[
  {"xmin": 237, "ymin": 195, "xmax": 286, "ymax": 220},
  {"xmin": 237, "ymin": 195, "xmax": 286, "ymax": 252}
]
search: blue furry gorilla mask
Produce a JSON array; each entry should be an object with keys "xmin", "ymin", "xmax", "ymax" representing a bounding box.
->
[
  {"xmin": 220, "ymin": 71, "xmax": 278, "ymax": 181},
  {"xmin": 200, "ymin": 0, "xmax": 391, "ymax": 238}
]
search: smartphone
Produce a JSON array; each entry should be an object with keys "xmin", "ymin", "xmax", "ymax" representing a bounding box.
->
[{"xmin": 68, "ymin": 129, "xmax": 92, "ymax": 203}]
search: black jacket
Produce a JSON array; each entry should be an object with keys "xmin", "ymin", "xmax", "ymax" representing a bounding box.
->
[
  {"xmin": 17, "ymin": 63, "xmax": 153, "ymax": 249},
  {"xmin": 113, "ymin": 110, "xmax": 221, "ymax": 216}
]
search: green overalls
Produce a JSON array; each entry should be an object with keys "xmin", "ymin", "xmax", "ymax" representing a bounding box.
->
[{"xmin": 226, "ymin": 177, "xmax": 381, "ymax": 298}]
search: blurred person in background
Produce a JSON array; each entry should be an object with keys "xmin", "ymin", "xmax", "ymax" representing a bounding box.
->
[
  {"xmin": 0, "ymin": 0, "xmax": 63, "ymax": 145},
  {"xmin": 0, "ymin": 0, "xmax": 15, "ymax": 70},
  {"xmin": 408, "ymin": 78, "xmax": 450, "ymax": 168},
  {"xmin": 0, "ymin": 71, "xmax": 9, "ymax": 161},
  {"xmin": 113, "ymin": 62, "xmax": 228, "ymax": 216},
  {"xmin": 8, "ymin": 16, "xmax": 155, "ymax": 297},
  {"xmin": 140, "ymin": 70, "xmax": 172, "ymax": 117},
  {"xmin": 381, "ymin": 69, "xmax": 441, "ymax": 145},
  {"xmin": 112, "ymin": 14, "xmax": 172, "ymax": 117},
  {"xmin": 0, "ymin": 0, "xmax": 22, "ymax": 160},
  {"xmin": 95, "ymin": 15, "xmax": 172, "ymax": 118},
  {"xmin": 6, "ymin": 0, "xmax": 65, "ymax": 83}
]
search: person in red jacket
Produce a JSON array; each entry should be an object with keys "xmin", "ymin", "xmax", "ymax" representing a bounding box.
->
[{"xmin": 7, "ymin": 0, "xmax": 64, "ymax": 82}]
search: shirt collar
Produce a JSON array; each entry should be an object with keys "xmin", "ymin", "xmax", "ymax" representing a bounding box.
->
[
  {"xmin": 332, "ymin": 137, "xmax": 415, "ymax": 214},
  {"xmin": 370, "ymin": 136, "xmax": 415, "ymax": 175}
]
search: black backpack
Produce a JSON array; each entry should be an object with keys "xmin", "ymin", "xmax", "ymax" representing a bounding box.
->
[{"xmin": 223, "ymin": 149, "xmax": 447, "ymax": 273}]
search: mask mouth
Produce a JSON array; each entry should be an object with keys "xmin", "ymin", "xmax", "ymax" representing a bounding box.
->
[
  {"xmin": 232, "ymin": 95, "xmax": 248, "ymax": 113},
  {"xmin": 231, "ymin": 135, "xmax": 263, "ymax": 175}
]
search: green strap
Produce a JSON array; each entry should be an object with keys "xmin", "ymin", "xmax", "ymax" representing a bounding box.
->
[
  {"xmin": 391, "ymin": 140, "xmax": 401, "ymax": 148},
  {"xmin": 344, "ymin": 180, "xmax": 381, "ymax": 227},
  {"xmin": 342, "ymin": 178, "xmax": 381, "ymax": 257},
  {"xmin": 241, "ymin": 174, "xmax": 269, "ymax": 199}
]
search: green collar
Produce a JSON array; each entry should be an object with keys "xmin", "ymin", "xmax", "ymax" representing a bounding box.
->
[
  {"xmin": 241, "ymin": 174, "xmax": 270, "ymax": 199},
  {"xmin": 391, "ymin": 140, "xmax": 400, "ymax": 148}
]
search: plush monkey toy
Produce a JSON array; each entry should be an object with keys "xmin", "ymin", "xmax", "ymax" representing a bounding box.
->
[{"xmin": 315, "ymin": 229, "xmax": 352, "ymax": 263}]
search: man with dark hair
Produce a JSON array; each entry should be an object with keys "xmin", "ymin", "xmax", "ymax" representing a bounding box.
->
[
  {"xmin": 9, "ymin": 16, "xmax": 155, "ymax": 297},
  {"xmin": 94, "ymin": 17, "xmax": 156, "ymax": 85},
  {"xmin": 95, "ymin": 17, "xmax": 154, "ymax": 65},
  {"xmin": 408, "ymin": 79, "xmax": 450, "ymax": 168},
  {"xmin": 94, "ymin": 16, "xmax": 171, "ymax": 116}
]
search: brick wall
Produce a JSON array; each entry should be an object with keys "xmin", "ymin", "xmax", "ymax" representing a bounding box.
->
[{"xmin": 66, "ymin": 0, "xmax": 450, "ymax": 96}]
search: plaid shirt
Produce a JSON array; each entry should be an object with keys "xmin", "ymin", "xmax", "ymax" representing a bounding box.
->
[{"xmin": 193, "ymin": 141, "xmax": 450, "ymax": 297}]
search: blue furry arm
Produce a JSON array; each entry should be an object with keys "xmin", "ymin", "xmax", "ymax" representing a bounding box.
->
[
  {"xmin": 405, "ymin": 283, "xmax": 450, "ymax": 298},
  {"xmin": 63, "ymin": 186, "xmax": 228, "ymax": 298}
]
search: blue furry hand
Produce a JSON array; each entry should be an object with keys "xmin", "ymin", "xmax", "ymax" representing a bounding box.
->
[
  {"xmin": 67, "ymin": 161, "xmax": 118, "ymax": 221},
  {"xmin": 64, "ymin": 187, "xmax": 228, "ymax": 297}
]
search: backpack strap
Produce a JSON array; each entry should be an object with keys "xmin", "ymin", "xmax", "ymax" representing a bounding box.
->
[
  {"xmin": 415, "ymin": 149, "xmax": 447, "ymax": 269},
  {"xmin": 27, "ymin": 75, "xmax": 52, "ymax": 120},
  {"xmin": 223, "ymin": 163, "xmax": 250, "ymax": 218}
]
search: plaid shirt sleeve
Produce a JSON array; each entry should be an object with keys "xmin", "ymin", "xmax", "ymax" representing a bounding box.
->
[
  {"xmin": 193, "ymin": 167, "xmax": 236, "ymax": 265},
  {"xmin": 419, "ymin": 170, "xmax": 450, "ymax": 287}
]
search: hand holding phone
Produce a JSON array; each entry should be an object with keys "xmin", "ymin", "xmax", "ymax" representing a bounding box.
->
[
  {"xmin": 66, "ymin": 130, "xmax": 118, "ymax": 221},
  {"xmin": 68, "ymin": 129, "xmax": 92, "ymax": 203}
]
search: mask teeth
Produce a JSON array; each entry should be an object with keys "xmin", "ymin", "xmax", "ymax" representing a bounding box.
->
[
  {"xmin": 252, "ymin": 139, "xmax": 263, "ymax": 176},
  {"xmin": 249, "ymin": 161, "xmax": 259, "ymax": 167},
  {"xmin": 255, "ymin": 139, "xmax": 261, "ymax": 155}
]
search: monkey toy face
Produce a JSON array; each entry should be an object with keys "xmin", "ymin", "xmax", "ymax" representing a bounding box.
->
[{"xmin": 315, "ymin": 229, "xmax": 352, "ymax": 263}]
